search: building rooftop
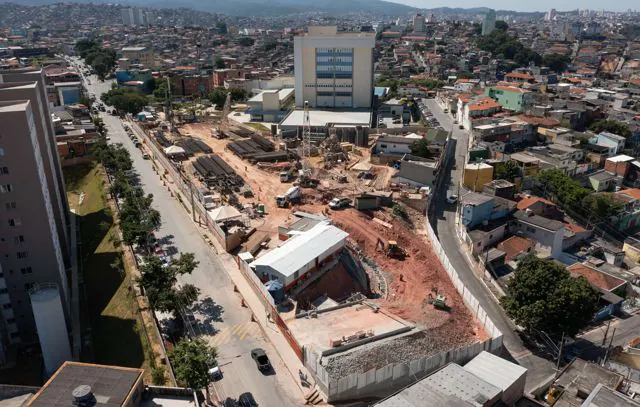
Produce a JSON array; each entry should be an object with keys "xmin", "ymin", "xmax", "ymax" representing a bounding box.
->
[
  {"xmin": 497, "ymin": 236, "xmax": 535, "ymax": 261},
  {"xmin": 581, "ymin": 383, "xmax": 640, "ymax": 407},
  {"xmin": 599, "ymin": 131, "xmax": 626, "ymax": 142},
  {"xmin": 553, "ymin": 359, "xmax": 624, "ymax": 407},
  {"xmin": 280, "ymin": 109, "xmax": 371, "ymax": 128},
  {"xmin": 121, "ymin": 46, "xmax": 147, "ymax": 52},
  {"xmin": 424, "ymin": 363, "xmax": 501, "ymax": 406},
  {"xmin": 252, "ymin": 223, "xmax": 348, "ymax": 278},
  {"xmin": 566, "ymin": 263, "xmax": 626, "ymax": 292},
  {"xmin": 462, "ymin": 192, "xmax": 494, "ymax": 206},
  {"xmin": 510, "ymin": 152, "xmax": 540, "ymax": 164},
  {"xmin": 517, "ymin": 196, "xmax": 555, "ymax": 211},
  {"xmin": 465, "ymin": 162, "xmax": 493, "ymax": 170},
  {"xmin": 607, "ymin": 154, "xmax": 635, "ymax": 163},
  {"xmin": 248, "ymin": 88, "xmax": 294, "ymax": 103},
  {"xmin": 285, "ymin": 302, "xmax": 411, "ymax": 352},
  {"xmin": 463, "ymin": 351, "xmax": 527, "ymax": 394},
  {"xmin": 26, "ymin": 362, "xmax": 143, "ymax": 407},
  {"xmin": 513, "ymin": 211, "xmax": 565, "ymax": 232},
  {"xmin": 589, "ymin": 170, "xmax": 618, "ymax": 182}
]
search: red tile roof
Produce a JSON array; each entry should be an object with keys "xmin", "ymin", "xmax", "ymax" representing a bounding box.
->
[
  {"xmin": 567, "ymin": 263, "xmax": 625, "ymax": 291},
  {"xmin": 506, "ymin": 72, "xmax": 534, "ymax": 80},
  {"xmin": 494, "ymin": 86, "xmax": 530, "ymax": 94},
  {"xmin": 497, "ymin": 236, "xmax": 534, "ymax": 261},
  {"xmin": 516, "ymin": 196, "xmax": 555, "ymax": 210},
  {"xmin": 468, "ymin": 97, "xmax": 501, "ymax": 112}
]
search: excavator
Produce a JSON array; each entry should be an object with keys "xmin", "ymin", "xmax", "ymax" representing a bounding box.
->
[{"xmin": 376, "ymin": 239, "xmax": 407, "ymax": 260}]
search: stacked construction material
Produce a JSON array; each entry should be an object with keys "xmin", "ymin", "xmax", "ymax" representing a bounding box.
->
[
  {"xmin": 176, "ymin": 138, "xmax": 213, "ymax": 156},
  {"xmin": 193, "ymin": 154, "xmax": 244, "ymax": 193}
]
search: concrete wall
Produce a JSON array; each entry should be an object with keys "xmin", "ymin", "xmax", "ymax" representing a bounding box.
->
[{"xmin": 398, "ymin": 161, "xmax": 436, "ymax": 187}]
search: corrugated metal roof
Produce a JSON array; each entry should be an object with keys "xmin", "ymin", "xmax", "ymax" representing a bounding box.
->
[
  {"xmin": 463, "ymin": 351, "xmax": 527, "ymax": 393},
  {"xmin": 252, "ymin": 223, "xmax": 348, "ymax": 278}
]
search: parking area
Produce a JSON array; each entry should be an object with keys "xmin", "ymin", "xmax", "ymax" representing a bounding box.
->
[{"xmin": 418, "ymin": 98, "xmax": 444, "ymax": 129}]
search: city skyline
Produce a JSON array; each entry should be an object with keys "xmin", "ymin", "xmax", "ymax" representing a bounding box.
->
[{"xmin": 389, "ymin": 0, "xmax": 637, "ymax": 13}]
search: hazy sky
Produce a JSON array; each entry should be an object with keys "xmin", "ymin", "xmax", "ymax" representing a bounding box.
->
[{"xmin": 388, "ymin": 0, "xmax": 636, "ymax": 12}]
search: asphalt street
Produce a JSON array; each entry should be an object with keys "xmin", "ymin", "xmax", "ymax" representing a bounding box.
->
[
  {"xmin": 76, "ymin": 60, "xmax": 301, "ymax": 406},
  {"xmin": 424, "ymin": 99, "xmax": 557, "ymax": 391}
]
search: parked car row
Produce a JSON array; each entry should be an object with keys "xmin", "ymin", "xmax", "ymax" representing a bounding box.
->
[{"xmin": 417, "ymin": 99, "xmax": 441, "ymax": 128}]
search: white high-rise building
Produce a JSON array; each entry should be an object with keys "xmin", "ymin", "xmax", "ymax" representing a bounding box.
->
[
  {"xmin": 545, "ymin": 8, "xmax": 557, "ymax": 21},
  {"xmin": 294, "ymin": 26, "xmax": 375, "ymax": 109},
  {"xmin": 121, "ymin": 8, "xmax": 147, "ymax": 26},
  {"xmin": 482, "ymin": 9, "xmax": 496, "ymax": 35}
]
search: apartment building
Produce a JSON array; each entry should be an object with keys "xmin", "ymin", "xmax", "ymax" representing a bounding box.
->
[
  {"xmin": 294, "ymin": 26, "xmax": 375, "ymax": 109},
  {"xmin": 0, "ymin": 69, "xmax": 71, "ymax": 351},
  {"xmin": 0, "ymin": 99, "xmax": 69, "ymax": 348},
  {"xmin": 121, "ymin": 46, "xmax": 154, "ymax": 68}
]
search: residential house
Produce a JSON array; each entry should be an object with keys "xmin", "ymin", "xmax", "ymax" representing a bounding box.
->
[
  {"xmin": 504, "ymin": 71, "xmax": 535, "ymax": 84},
  {"xmin": 588, "ymin": 170, "xmax": 623, "ymax": 192},
  {"xmin": 460, "ymin": 96, "xmax": 502, "ymax": 130},
  {"xmin": 483, "ymin": 179, "xmax": 516, "ymax": 199},
  {"xmin": 610, "ymin": 188, "xmax": 640, "ymax": 231},
  {"xmin": 463, "ymin": 162, "xmax": 494, "ymax": 192},
  {"xmin": 121, "ymin": 46, "xmax": 154, "ymax": 68},
  {"xmin": 567, "ymin": 262, "xmax": 627, "ymax": 320},
  {"xmin": 375, "ymin": 135, "xmax": 416, "ymax": 155},
  {"xmin": 512, "ymin": 210, "xmax": 565, "ymax": 259},
  {"xmin": 394, "ymin": 154, "xmax": 438, "ymax": 187},
  {"xmin": 460, "ymin": 192, "xmax": 516, "ymax": 228},
  {"xmin": 604, "ymin": 155, "xmax": 635, "ymax": 178},
  {"xmin": 517, "ymin": 196, "xmax": 564, "ymax": 220},
  {"xmin": 623, "ymin": 235, "xmax": 640, "ymax": 263},
  {"xmin": 484, "ymin": 86, "xmax": 533, "ymax": 113},
  {"xmin": 590, "ymin": 131, "xmax": 626, "ymax": 157},
  {"xmin": 497, "ymin": 235, "xmax": 535, "ymax": 261}
]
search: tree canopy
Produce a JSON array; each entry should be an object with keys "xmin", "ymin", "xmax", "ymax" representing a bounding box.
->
[
  {"xmin": 494, "ymin": 160, "xmax": 521, "ymax": 182},
  {"xmin": 76, "ymin": 39, "xmax": 116, "ymax": 78},
  {"xmin": 215, "ymin": 56, "xmax": 225, "ymax": 69},
  {"xmin": 494, "ymin": 20, "xmax": 509, "ymax": 31},
  {"xmin": 238, "ymin": 37, "xmax": 255, "ymax": 47},
  {"xmin": 543, "ymin": 53, "xmax": 571, "ymax": 73},
  {"xmin": 500, "ymin": 255, "xmax": 599, "ymax": 338},
  {"xmin": 138, "ymin": 253, "xmax": 200, "ymax": 313},
  {"xmin": 101, "ymin": 88, "xmax": 148, "ymax": 115},
  {"xmin": 170, "ymin": 338, "xmax": 217, "ymax": 391},
  {"xmin": 409, "ymin": 138, "xmax": 432, "ymax": 159},
  {"xmin": 582, "ymin": 194, "xmax": 622, "ymax": 220},
  {"xmin": 589, "ymin": 120, "xmax": 632, "ymax": 138},
  {"xmin": 476, "ymin": 30, "xmax": 541, "ymax": 67},
  {"xmin": 537, "ymin": 168, "xmax": 590, "ymax": 211}
]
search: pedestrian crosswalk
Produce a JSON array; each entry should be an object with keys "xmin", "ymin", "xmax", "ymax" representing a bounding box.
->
[{"xmin": 209, "ymin": 321, "xmax": 261, "ymax": 347}]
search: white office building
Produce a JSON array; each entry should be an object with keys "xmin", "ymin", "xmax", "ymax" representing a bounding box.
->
[{"xmin": 294, "ymin": 26, "xmax": 375, "ymax": 109}]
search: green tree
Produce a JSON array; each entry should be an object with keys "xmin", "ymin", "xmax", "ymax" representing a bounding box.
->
[
  {"xmin": 494, "ymin": 160, "xmax": 520, "ymax": 181},
  {"xmin": 537, "ymin": 168, "xmax": 590, "ymax": 210},
  {"xmin": 500, "ymin": 255, "xmax": 599, "ymax": 338},
  {"xmin": 495, "ymin": 20, "xmax": 509, "ymax": 31},
  {"xmin": 589, "ymin": 120, "xmax": 632, "ymax": 138},
  {"xmin": 238, "ymin": 37, "xmax": 255, "ymax": 47},
  {"xmin": 208, "ymin": 87, "xmax": 228, "ymax": 109},
  {"xmin": 477, "ymin": 30, "xmax": 541, "ymax": 67},
  {"xmin": 230, "ymin": 88, "xmax": 247, "ymax": 102},
  {"xmin": 582, "ymin": 194, "xmax": 622, "ymax": 219},
  {"xmin": 120, "ymin": 190, "xmax": 161, "ymax": 246},
  {"xmin": 101, "ymin": 88, "xmax": 148, "ymax": 115},
  {"xmin": 79, "ymin": 95, "xmax": 93, "ymax": 108},
  {"xmin": 542, "ymin": 53, "xmax": 571, "ymax": 73},
  {"xmin": 170, "ymin": 338, "xmax": 217, "ymax": 396},
  {"xmin": 138, "ymin": 253, "xmax": 200, "ymax": 313},
  {"xmin": 215, "ymin": 21, "xmax": 228, "ymax": 34},
  {"xmin": 75, "ymin": 38, "xmax": 99, "ymax": 55},
  {"xmin": 409, "ymin": 138, "xmax": 432, "ymax": 158},
  {"xmin": 152, "ymin": 78, "xmax": 177, "ymax": 100}
]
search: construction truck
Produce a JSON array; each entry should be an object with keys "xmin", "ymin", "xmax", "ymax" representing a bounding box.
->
[
  {"xmin": 275, "ymin": 186, "xmax": 301, "ymax": 208},
  {"xmin": 427, "ymin": 287, "xmax": 449, "ymax": 311}
]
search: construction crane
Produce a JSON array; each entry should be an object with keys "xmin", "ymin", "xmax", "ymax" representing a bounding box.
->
[{"xmin": 165, "ymin": 77, "xmax": 174, "ymax": 133}]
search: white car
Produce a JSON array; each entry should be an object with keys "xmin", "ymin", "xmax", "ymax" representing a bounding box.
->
[{"xmin": 446, "ymin": 195, "xmax": 458, "ymax": 204}]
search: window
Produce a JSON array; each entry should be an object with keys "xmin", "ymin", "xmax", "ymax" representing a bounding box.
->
[
  {"xmin": 6, "ymin": 318, "xmax": 15, "ymax": 324},
  {"xmin": 20, "ymin": 267, "xmax": 32, "ymax": 275},
  {"xmin": 0, "ymin": 289, "xmax": 7, "ymax": 295},
  {"xmin": 0, "ymin": 167, "xmax": 8, "ymax": 175},
  {"xmin": 16, "ymin": 251, "xmax": 28, "ymax": 259},
  {"xmin": 7, "ymin": 218, "xmax": 20, "ymax": 227},
  {"xmin": 0, "ymin": 184, "xmax": 12, "ymax": 193},
  {"xmin": 0, "ymin": 148, "xmax": 4, "ymax": 156},
  {"xmin": 2, "ymin": 303, "xmax": 12, "ymax": 310},
  {"xmin": 9, "ymin": 332, "xmax": 19, "ymax": 339},
  {"xmin": 5, "ymin": 202, "xmax": 16, "ymax": 211},
  {"xmin": 14, "ymin": 235, "xmax": 24, "ymax": 245},
  {"xmin": 24, "ymin": 283, "xmax": 33, "ymax": 291},
  {"xmin": 526, "ymin": 226, "xmax": 536, "ymax": 234}
]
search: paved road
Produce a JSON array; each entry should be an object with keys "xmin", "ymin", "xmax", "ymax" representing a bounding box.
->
[
  {"xmin": 76, "ymin": 59, "xmax": 301, "ymax": 406},
  {"xmin": 573, "ymin": 314, "xmax": 640, "ymax": 361},
  {"xmin": 424, "ymin": 99, "xmax": 557, "ymax": 391}
]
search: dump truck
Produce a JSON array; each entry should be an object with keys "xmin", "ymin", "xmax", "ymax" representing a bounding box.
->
[
  {"xmin": 279, "ymin": 167, "xmax": 296, "ymax": 183},
  {"xmin": 275, "ymin": 186, "xmax": 301, "ymax": 208}
]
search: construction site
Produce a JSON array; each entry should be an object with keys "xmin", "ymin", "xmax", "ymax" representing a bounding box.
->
[{"xmin": 135, "ymin": 103, "xmax": 499, "ymax": 403}]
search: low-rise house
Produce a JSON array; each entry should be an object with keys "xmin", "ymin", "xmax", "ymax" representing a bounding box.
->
[
  {"xmin": 460, "ymin": 96, "xmax": 502, "ymax": 130},
  {"xmin": 497, "ymin": 235, "xmax": 535, "ymax": 261},
  {"xmin": 512, "ymin": 210, "xmax": 565, "ymax": 259},
  {"xmin": 590, "ymin": 131, "xmax": 626, "ymax": 156},
  {"xmin": 483, "ymin": 179, "xmax": 516, "ymax": 200},
  {"xmin": 463, "ymin": 162, "xmax": 494, "ymax": 192},
  {"xmin": 610, "ymin": 188, "xmax": 640, "ymax": 231},
  {"xmin": 504, "ymin": 71, "xmax": 535, "ymax": 84},
  {"xmin": 516, "ymin": 196, "xmax": 564, "ymax": 220},
  {"xmin": 484, "ymin": 86, "xmax": 533, "ymax": 113},
  {"xmin": 460, "ymin": 193, "xmax": 517, "ymax": 229},
  {"xmin": 588, "ymin": 170, "xmax": 623, "ymax": 192},
  {"xmin": 567, "ymin": 262, "xmax": 627, "ymax": 319},
  {"xmin": 394, "ymin": 154, "xmax": 438, "ymax": 187},
  {"xmin": 604, "ymin": 154, "xmax": 635, "ymax": 178},
  {"xmin": 375, "ymin": 135, "xmax": 416, "ymax": 155},
  {"xmin": 548, "ymin": 359, "xmax": 624, "ymax": 407}
]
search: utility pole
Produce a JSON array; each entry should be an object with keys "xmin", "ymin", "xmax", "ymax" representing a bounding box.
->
[
  {"xmin": 556, "ymin": 332, "xmax": 565, "ymax": 374},
  {"xmin": 302, "ymin": 100, "xmax": 311, "ymax": 176},
  {"xmin": 601, "ymin": 319, "xmax": 611, "ymax": 346},
  {"xmin": 603, "ymin": 327, "xmax": 616, "ymax": 365}
]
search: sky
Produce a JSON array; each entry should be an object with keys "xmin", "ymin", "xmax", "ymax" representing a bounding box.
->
[{"xmin": 388, "ymin": 0, "xmax": 636, "ymax": 13}]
